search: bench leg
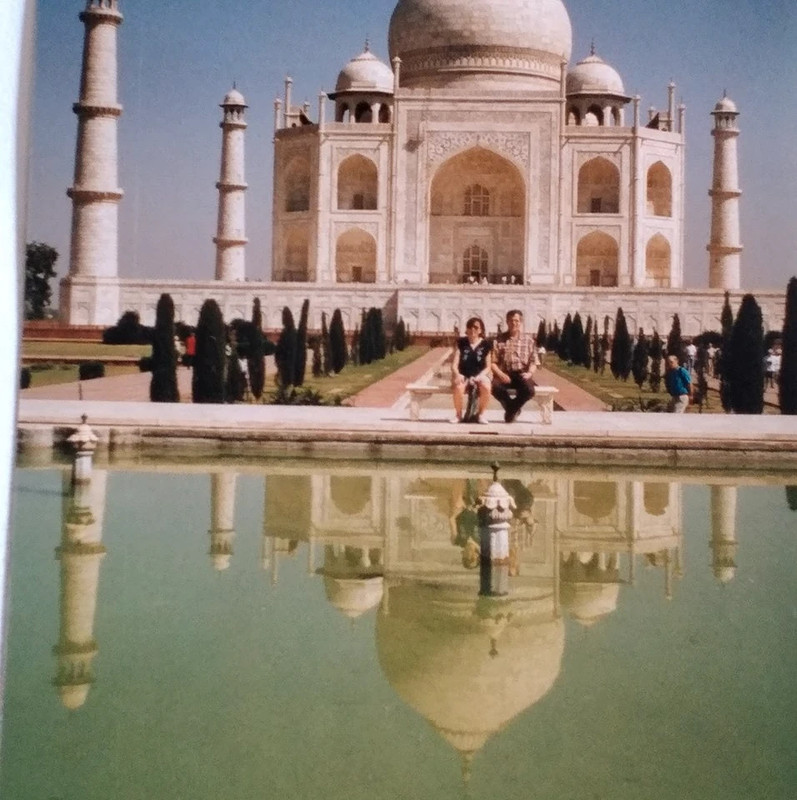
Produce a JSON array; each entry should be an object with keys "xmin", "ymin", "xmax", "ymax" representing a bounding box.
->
[
  {"xmin": 539, "ymin": 396, "xmax": 553, "ymax": 424},
  {"xmin": 409, "ymin": 396, "xmax": 421, "ymax": 421}
]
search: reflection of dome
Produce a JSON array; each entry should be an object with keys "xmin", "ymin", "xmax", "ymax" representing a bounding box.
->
[
  {"xmin": 377, "ymin": 582, "xmax": 563, "ymax": 756},
  {"xmin": 334, "ymin": 46, "xmax": 394, "ymax": 94},
  {"xmin": 57, "ymin": 682, "xmax": 91, "ymax": 710},
  {"xmin": 560, "ymin": 582, "xmax": 620, "ymax": 626},
  {"xmin": 566, "ymin": 52, "xmax": 626, "ymax": 96},
  {"xmin": 388, "ymin": 0, "xmax": 572, "ymax": 89},
  {"xmin": 324, "ymin": 575, "xmax": 384, "ymax": 618}
]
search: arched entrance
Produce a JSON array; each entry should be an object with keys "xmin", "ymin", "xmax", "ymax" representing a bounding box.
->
[
  {"xmin": 335, "ymin": 228, "xmax": 376, "ymax": 283},
  {"xmin": 428, "ymin": 147, "xmax": 525, "ymax": 284}
]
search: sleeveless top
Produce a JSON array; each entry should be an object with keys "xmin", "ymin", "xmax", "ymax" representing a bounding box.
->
[{"xmin": 456, "ymin": 337, "xmax": 492, "ymax": 378}]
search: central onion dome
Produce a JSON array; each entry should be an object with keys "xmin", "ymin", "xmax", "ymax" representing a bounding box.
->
[{"xmin": 388, "ymin": 0, "xmax": 572, "ymax": 90}]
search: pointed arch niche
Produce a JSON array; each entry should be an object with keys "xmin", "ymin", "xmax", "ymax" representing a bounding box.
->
[
  {"xmin": 429, "ymin": 147, "xmax": 525, "ymax": 284},
  {"xmin": 576, "ymin": 231, "xmax": 618, "ymax": 287},
  {"xmin": 335, "ymin": 228, "xmax": 376, "ymax": 283},
  {"xmin": 645, "ymin": 233, "xmax": 671, "ymax": 287},
  {"xmin": 646, "ymin": 161, "xmax": 672, "ymax": 217},
  {"xmin": 577, "ymin": 157, "xmax": 620, "ymax": 214},
  {"xmin": 283, "ymin": 158, "xmax": 311, "ymax": 213},
  {"xmin": 337, "ymin": 155, "xmax": 378, "ymax": 210},
  {"xmin": 281, "ymin": 228, "xmax": 310, "ymax": 282}
]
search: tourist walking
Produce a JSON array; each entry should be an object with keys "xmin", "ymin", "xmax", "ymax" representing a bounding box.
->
[
  {"xmin": 450, "ymin": 316, "xmax": 492, "ymax": 424},
  {"xmin": 492, "ymin": 309, "xmax": 539, "ymax": 423},
  {"xmin": 665, "ymin": 354, "xmax": 692, "ymax": 412}
]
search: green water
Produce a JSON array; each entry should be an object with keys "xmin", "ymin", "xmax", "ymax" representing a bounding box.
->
[{"xmin": 2, "ymin": 464, "xmax": 796, "ymax": 799}]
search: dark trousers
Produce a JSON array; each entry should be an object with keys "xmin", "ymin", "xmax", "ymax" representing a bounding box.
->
[{"xmin": 492, "ymin": 371, "xmax": 535, "ymax": 412}]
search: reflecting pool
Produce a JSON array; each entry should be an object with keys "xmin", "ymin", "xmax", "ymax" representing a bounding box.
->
[{"xmin": 2, "ymin": 460, "xmax": 797, "ymax": 799}]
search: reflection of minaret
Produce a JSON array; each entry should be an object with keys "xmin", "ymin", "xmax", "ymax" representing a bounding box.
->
[
  {"xmin": 209, "ymin": 472, "xmax": 236, "ymax": 570},
  {"xmin": 64, "ymin": 0, "xmax": 124, "ymax": 324},
  {"xmin": 709, "ymin": 485, "xmax": 738, "ymax": 583},
  {"xmin": 213, "ymin": 86, "xmax": 248, "ymax": 281},
  {"xmin": 53, "ymin": 470, "xmax": 108, "ymax": 710},
  {"xmin": 707, "ymin": 93, "xmax": 742, "ymax": 289}
]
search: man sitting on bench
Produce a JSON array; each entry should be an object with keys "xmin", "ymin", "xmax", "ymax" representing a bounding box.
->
[{"xmin": 492, "ymin": 309, "xmax": 540, "ymax": 423}]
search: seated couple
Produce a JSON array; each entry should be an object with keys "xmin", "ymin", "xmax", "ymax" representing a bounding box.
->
[{"xmin": 450, "ymin": 309, "xmax": 540, "ymax": 425}]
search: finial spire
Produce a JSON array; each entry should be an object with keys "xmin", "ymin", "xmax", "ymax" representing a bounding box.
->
[
  {"xmin": 364, "ymin": 36, "xmax": 370, "ymax": 52},
  {"xmin": 590, "ymin": 38, "xmax": 595, "ymax": 56}
]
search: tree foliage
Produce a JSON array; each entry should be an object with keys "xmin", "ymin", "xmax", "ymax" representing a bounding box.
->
[
  {"xmin": 103, "ymin": 310, "xmax": 153, "ymax": 344},
  {"xmin": 294, "ymin": 299, "xmax": 310, "ymax": 387},
  {"xmin": 275, "ymin": 306, "xmax": 298, "ymax": 387},
  {"xmin": 719, "ymin": 292, "xmax": 734, "ymax": 412},
  {"xmin": 248, "ymin": 298, "xmax": 266, "ymax": 400},
  {"xmin": 150, "ymin": 293, "xmax": 179, "ymax": 402},
  {"xmin": 25, "ymin": 242, "xmax": 58, "ymax": 319},
  {"xmin": 631, "ymin": 328, "xmax": 649, "ymax": 390},
  {"xmin": 728, "ymin": 294, "xmax": 765, "ymax": 414},
  {"xmin": 329, "ymin": 309, "xmax": 347, "ymax": 373},
  {"xmin": 192, "ymin": 299, "xmax": 226, "ymax": 403},
  {"xmin": 666, "ymin": 314, "xmax": 682, "ymax": 359},
  {"xmin": 610, "ymin": 308, "xmax": 632, "ymax": 380},
  {"xmin": 648, "ymin": 330, "xmax": 663, "ymax": 392},
  {"xmin": 779, "ymin": 277, "xmax": 797, "ymax": 414}
]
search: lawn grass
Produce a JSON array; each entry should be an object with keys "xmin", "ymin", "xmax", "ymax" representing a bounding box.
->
[
  {"xmin": 22, "ymin": 341, "xmax": 150, "ymax": 358},
  {"xmin": 542, "ymin": 354, "xmax": 726, "ymax": 413}
]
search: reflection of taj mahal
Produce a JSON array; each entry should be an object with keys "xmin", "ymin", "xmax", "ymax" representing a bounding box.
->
[
  {"xmin": 59, "ymin": 0, "xmax": 784, "ymax": 333},
  {"xmin": 54, "ymin": 459, "xmax": 743, "ymax": 777}
]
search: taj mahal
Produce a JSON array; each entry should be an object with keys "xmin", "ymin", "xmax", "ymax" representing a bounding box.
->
[{"xmin": 58, "ymin": 0, "xmax": 784, "ymax": 335}]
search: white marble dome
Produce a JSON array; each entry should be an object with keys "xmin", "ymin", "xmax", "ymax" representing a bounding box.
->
[
  {"xmin": 713, "ymin": 94, "xmax": 737, "ymax": 113},
  {"xmin": 222, "ymin": 87, "xmax": 246, "ymax": 106},
  {"xmin": 335, "ymin": 46, "xmax": 394, "ymax": 95},
  {"xmin": 566, "ymin": 51, "xmax": 626, "ymax": 96},
  {"xmin": 388, "ymin": 0, "xmax": 572, "ymax": 89}
]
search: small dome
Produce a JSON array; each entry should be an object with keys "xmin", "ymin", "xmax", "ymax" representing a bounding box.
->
[
  {"xmin": 713, "ymin": 94, "xmax": 737, "ymax": 113},
  {"xmin": 222, "ymin": 87, "xmax": 247, "ymax": 107},
  {"xmin": 560, "ymin": 582, "xmax": 620, "ymax": 626},
  {"xmin": 566, "ymin": 51, "xmax": 626, "ymax": 97},
  {"xmin": 335, "ymin": 46, "xmax": 394, "ymax": 95},
  {"xmin": 324, "ymin": 575, "xmax": 384, "ymax": 618}
]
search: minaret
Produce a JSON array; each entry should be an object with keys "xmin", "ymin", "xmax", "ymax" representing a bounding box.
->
[
  {"xmin": 213, "ymin": 86, "xmax": 248, "ymax": 281},
  {"xmin": 66, "ymin": 1, "xmax": 123, "ymax": 286},
  {"xmin": 707, "ymin": 93, "xmax": 742, "ymax": 289},
  {"xmin": 53, "ymin": 470, "xmax": 108, "ymax": 710},
  {"xmin": 709, "ymin": 485, "xmax": 738, "ymax": 584}
]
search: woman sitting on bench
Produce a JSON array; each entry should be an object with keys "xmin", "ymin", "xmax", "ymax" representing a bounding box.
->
[{"xmin": 450, "ymin": 316, "xmax": 492, "ymax": 424}]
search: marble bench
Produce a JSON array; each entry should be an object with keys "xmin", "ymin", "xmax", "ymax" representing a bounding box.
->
[{"xmin": 405, "ymin": 382, "xmax": 559, "ymax": 424}]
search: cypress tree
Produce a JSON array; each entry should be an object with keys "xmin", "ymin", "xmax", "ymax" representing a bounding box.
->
[
  {"xmin": 294, "ymin": 298, "xmax": 310, "ymax": 386},
  {"xmin": 374, "ymin": 308, "xmax": 387, "ymax": 360},
  {"xmin": 779, "ymin": 277, "xmax": 797, "ymax": 414},
  {"xmin": 225, "ymin": 327, "xmax": 246, "ymax": 402},
  {"xmin": 558, "ymin": 313, "xmax": 573, "ymax": 362},
  {"xmin": 648, "ymin": 330, "xmax": 663, "ymax": 392},
  {"xmin": 786, "ymin": 486, "xmax": 797, "ymax": 511},
  {"xmin": 350, "ymin": 325, "xmax": 360, "ymax": 366},
  {"xmin": 570, "ymin": 313, "xmax": 584, "ymax": 366},
  {"xmin": 610, "ymin": 308, "xmax": 632, "ymax": 380},
  {"xmin": 395, "ymin": 317, "xmax": 407, "ymax": 351},
  {"xmin": 311, "ymin": 335, "xmax": 323, "ymax": 377},
  {"xmin": 536, "ymin": 319, "xmax": 546, "ymax": 349},
  {"xmin": 192, "ymin": 299, "xmax": 226, "ymax": 403},
  {"xmin": 358, "ymin": 309, "xmax": 370, "ymax": 365},
  {"xmin": 592, "ymin": 322, "xmax": 600, "ymax": 373},
  {"xmin": 719, "ymin": 292, "xmax": 734, "ymax": 411},
  {"xmin": 248, "ymin": 298, "xmax": 266, "ymax": 400},
  {"xmin": 329, "ymin": 308, "xmax": 347, "ymax": 373},
  {"xmin": 583, "ymin": 316, "xmax": 593, "ymax": 370},
  {"xmin": 728, "ymin": 294, "xmax": 765, "ymax": 414},
  {"xmin": 599, "ymin": 316, "xmax": 611, "ymax": 374},
  {"xmin": 150, "ymin": 293, "xmax": 180, "ymax": 402},
  {"xmin": 666, "ymin": 313, "xmax": 682, "ymax": 359},
  {"xmin": 631, "ymin": 328, "xmax": 649, "ymax": 390},
  {"xmin": 275, "ymin": 306, "xmax": 298, "ymax": 387},
  {"xmin": 320, "ymin": 311, "xmax": 332, "ymax": 375}
]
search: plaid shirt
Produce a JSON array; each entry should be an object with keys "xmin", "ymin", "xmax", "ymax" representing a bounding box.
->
[{"xmin": 494, "ymin": 332, "xmax": 538, "ymax": 373}]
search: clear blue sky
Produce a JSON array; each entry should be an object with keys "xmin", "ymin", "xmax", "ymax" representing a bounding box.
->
[{"xmin": 26, "ymin": 0, "xmax": 797, "ymax": 289}]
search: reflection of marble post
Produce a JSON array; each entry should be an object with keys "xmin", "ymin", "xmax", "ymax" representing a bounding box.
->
[
  {"xmin": 53, "ymin": 470, "xmax": 107, "ymax": 709},
  {"xmin": 710, "ymin": 485, "xmax": 738, "ymax": 583},
  {"xmin": 209, "ymin": 472, "xmax": 236, "ymax": 571},
  {"xmin": 478, "ymin": 470, "xmax": 516, "ymax": 598}
]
